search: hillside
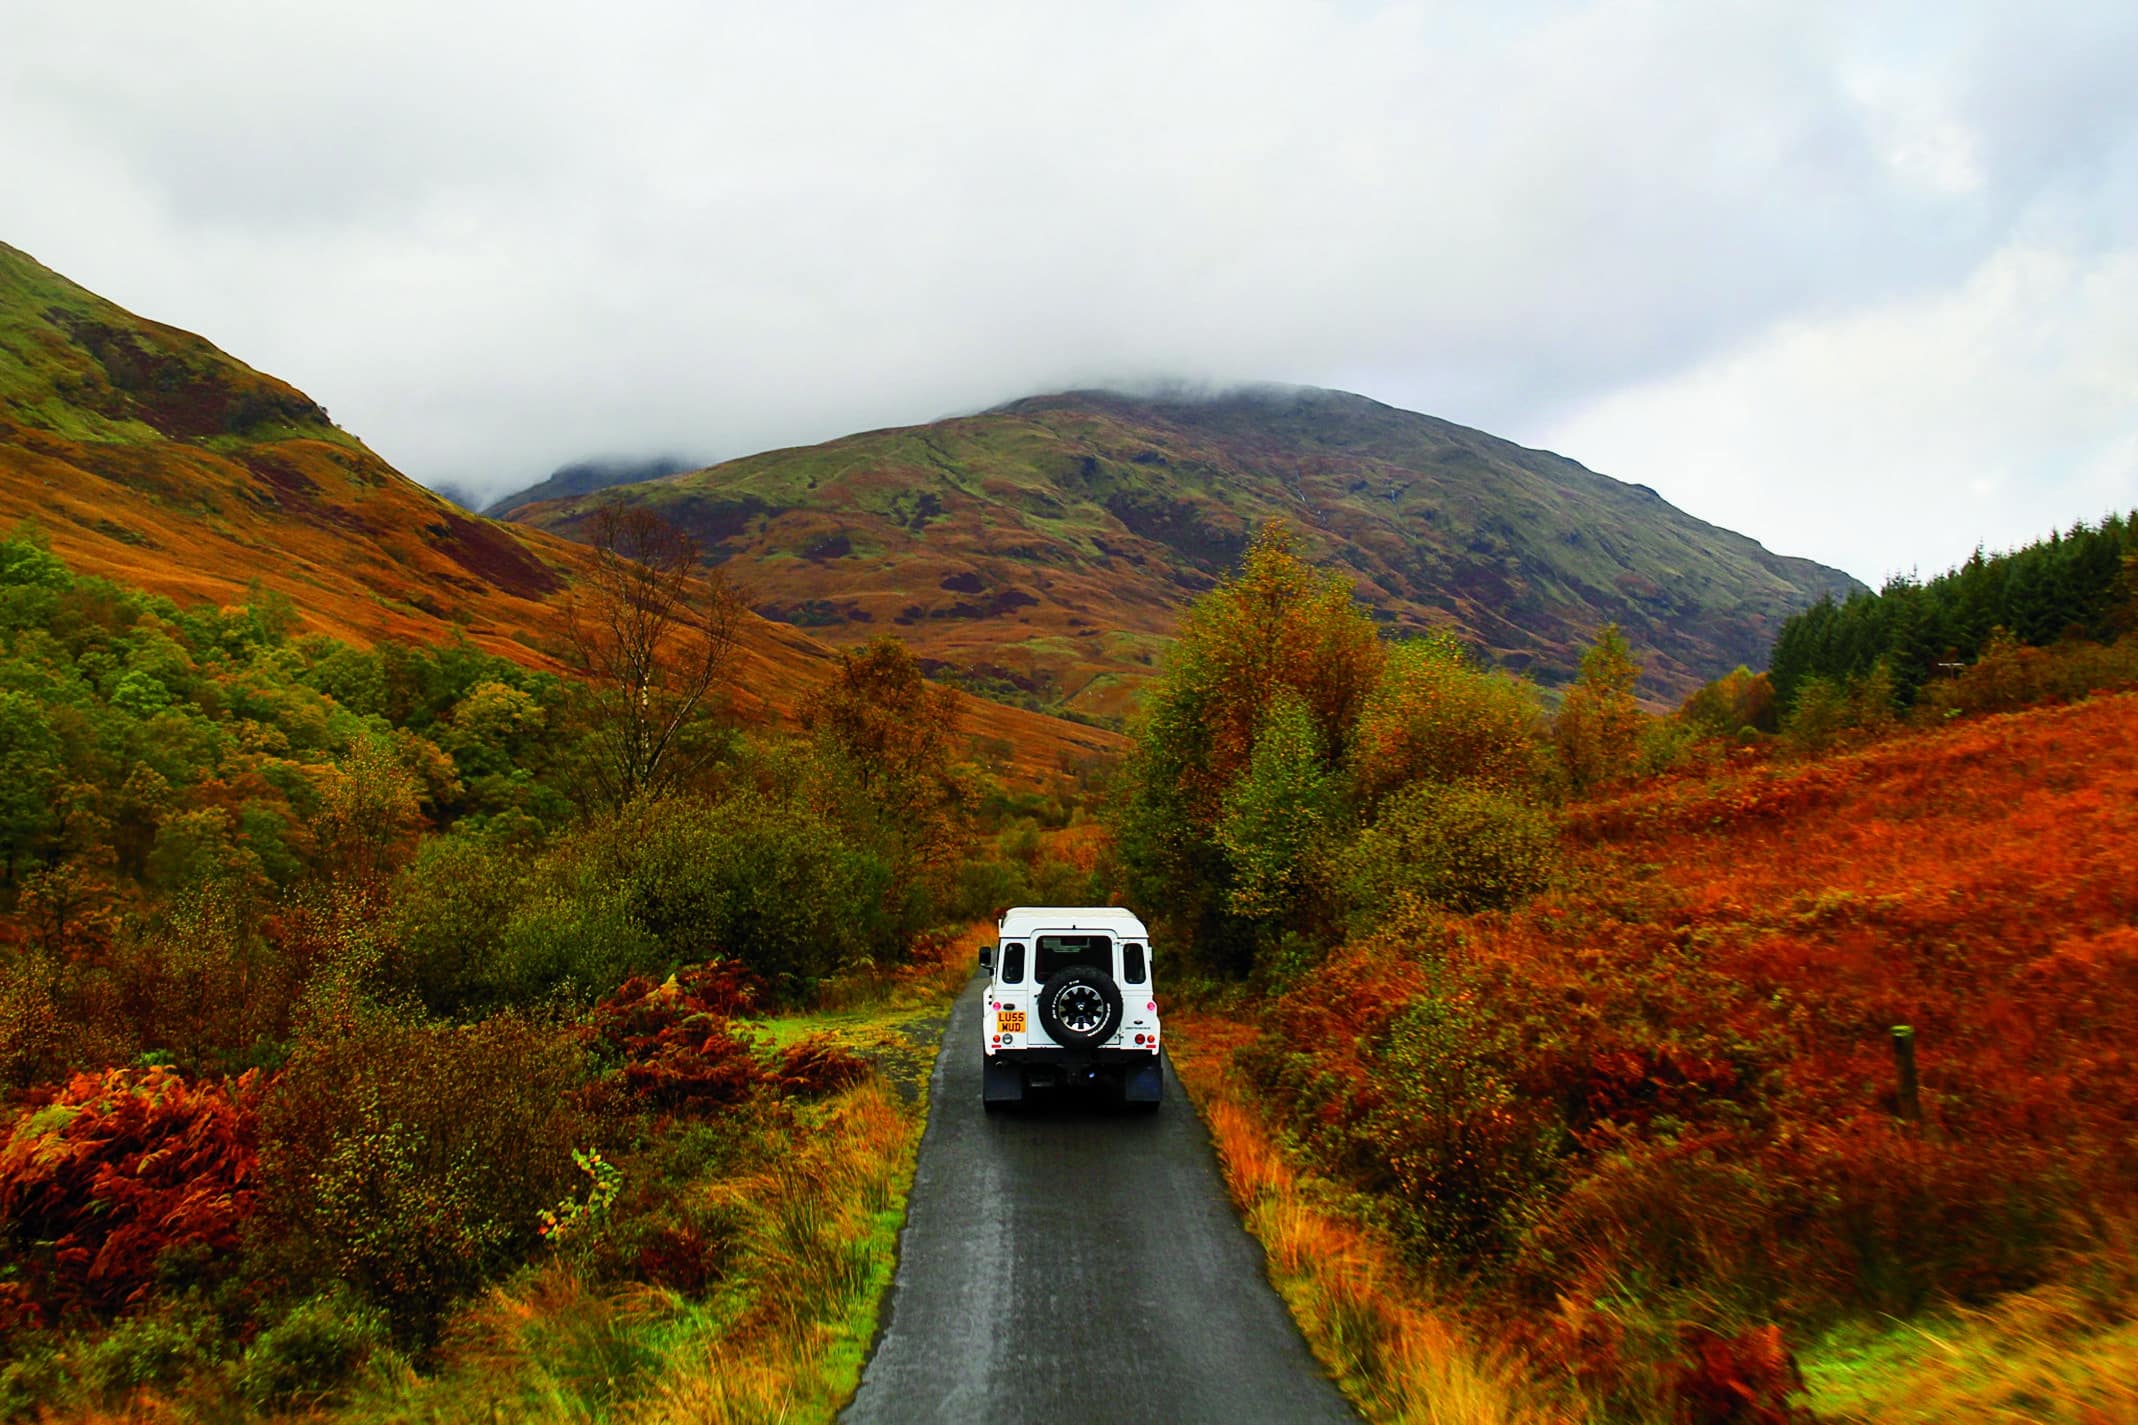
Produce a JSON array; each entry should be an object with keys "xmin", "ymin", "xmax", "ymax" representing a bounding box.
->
[
  {"xmin": 510, "ymin": 387, "xmax": 1860, "ymax": 716},
  {"xmin": 485, "ymin": 455, "xmax": 698, "ymax": 518},
  {"xmin": 0, "ymin": 242, "xmax": 1119, "ymax": 784}
]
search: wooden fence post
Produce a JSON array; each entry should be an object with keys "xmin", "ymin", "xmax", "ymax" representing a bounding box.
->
[{"xmin": 1891, "ymin": 1025, "xmax": 1921, "ymax": 1123}]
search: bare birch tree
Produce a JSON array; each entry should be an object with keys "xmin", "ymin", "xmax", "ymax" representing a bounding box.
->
[{"xmin": 562, "ymin": 502, "xmax": 744, "ymax": 806}]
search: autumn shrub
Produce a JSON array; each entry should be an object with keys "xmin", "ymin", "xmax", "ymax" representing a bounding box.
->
[
  {"xmin": 1779, "ymin": 1117, "xmax": 2080, "ymax": 1317},
  {"xmin": 84, "ymin": 1306, "xmax": 219, "ymax": 1398},
  {"xmin": 237, "ymin": 1287, "xmax": 388, "ymax": 1409},
  {"xmin": 1636, "ymin": 715, "xmax": 1703, "ymax": 777},
  {"xmin": 109, "ymin": 887, "xmax": 294, "ymax": 1073},
  {"xmin": 570, "ymin": 792, "xmax": 893, "ymax": 1002},
  {"xmin": 1515, "ymin": 1131, "xmax": 1794, "ymax": 1318},
  {"xmin": 1028, "ymin": 848, "xmax": 1101, "ymax": 907},
  {"xmin": 1915, "ymin": 626, "xmax": 2138, "ymax": 720},
  {"xmin": 1380, "ymin": 1046, "xmax": 1552, "ymax": 1265},
  {"xmin": 493, "ymin": 883, "xmax": 659, "ymax": 1008},
  {"xmin": 384, "ymin": 822, "xmax": 535, "ymax": 1014},
  {"xmin": 601, "ymin": 1194, "xmax": 749, "ymax": 1297},
  {"xmin": 572, "ymin": 1095, "xmax": 791, "ymax": 1299},
  {"xmin": 1680, "ymin": 667, "xmax": 1780, "ymax": 740},
  {"xmin": 1339, "ymin": 782, "xmax": 1556, "ymax": 923},
  {"xmin": 1780, "ymin": 674, "xmax": 1850, "ymax": 752},
  {"xmin": 259, "ymin": 1006, "xmax": 586, "ymax": 1339},
  {"xmin": 1349, "ymin": 631, "xmax": 1545, "ymax": 810},
  {"xmin": 0, "ymin": 948, "xmax": 61, "ymax": 1087},
  {"xmin": 0, "ymin": 1066, "xmax": 263, "ymax": 1325},
  {"xmin": 1670, "ymin": 1325, "xmax": 1811, "ymax": 1425},
  {"xmin": 1335, "ymin": 989, "xmax": 1559, "ymax": 1265},
  {"xmin": 948, "ymin": 854, "xmax": 1029, "ymax": 922}
]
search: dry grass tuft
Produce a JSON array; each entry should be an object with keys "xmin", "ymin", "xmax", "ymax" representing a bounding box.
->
[
  {"xmin": 640, "ymin": 1080, "xmax": 915, "ymax": 1424},
  {"xmin": 1171, "ymin": 1012, "xmax": 1583, "ymax": 1425}
]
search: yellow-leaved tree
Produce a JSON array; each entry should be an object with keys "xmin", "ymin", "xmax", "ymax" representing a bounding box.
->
[{"xmin": 1551, "ymin": 623, "xmax": 1646, "ymax": 794}]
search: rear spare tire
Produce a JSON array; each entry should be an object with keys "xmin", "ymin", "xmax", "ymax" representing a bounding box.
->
[{"xmin": 1037, "ymin": 965, "xmax": 1123, "ymax": 1047}]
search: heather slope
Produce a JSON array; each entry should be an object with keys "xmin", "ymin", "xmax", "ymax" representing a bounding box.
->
[
  {"xmin": 514, "ymin": 386, "xmax": 1859, "ymax": 716},
  {"xmin": 0, "ymin": 239, "xmax": 569, "ymax": 657},
  {"xmin": 1194, "ymin": 688, "xmax": 2138, "ymax": 1417},
  {"xmin": 0, "ymin": 242, "xmax": 1120, "ymax": 782}
]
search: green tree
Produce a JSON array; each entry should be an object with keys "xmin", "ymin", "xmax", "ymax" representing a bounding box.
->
[
  {"xmin": 1215, "ymin": 692, "xmax": 1340, "ymax": 928},
  {"xmin": 1782, "ymin": 675, "xmax": 1851, "ymax": 753},
  {"xmin": 0, "ymin": 691, "xmax": 63, "ymax": 886},
  {"xmin": 0, "ymin": 525, "xmax": 72, "ymax": 635}
]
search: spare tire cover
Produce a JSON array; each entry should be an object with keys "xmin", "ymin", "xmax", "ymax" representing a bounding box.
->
[{"xmin": 1037, "ymin": 964, "xmax": 1124, "ymax": 1047}]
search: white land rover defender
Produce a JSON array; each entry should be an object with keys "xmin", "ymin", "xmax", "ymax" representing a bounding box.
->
[{"xmin": 978, "ymin": 906, "xmax": 1162, "ymax": 1110}]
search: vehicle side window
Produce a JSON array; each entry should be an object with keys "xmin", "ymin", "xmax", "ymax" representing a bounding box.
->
[
  {"xmin": 1122, "ymin": 942, "xmax": 1147, "ymax": 984},
  {"xmin": 1000, "ymin": 942, "xmax": 1026, "ymax": 985}
]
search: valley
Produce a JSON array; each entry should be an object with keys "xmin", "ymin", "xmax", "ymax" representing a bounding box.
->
[{"xmin": 1, "ymin": 239, "xmax": 2132, "ymax": 1425}]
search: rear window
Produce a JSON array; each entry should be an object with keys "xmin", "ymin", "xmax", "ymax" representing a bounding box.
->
[
  {"xmin": 1122, "ymin": 942, "xmax": 1146, "ymax": 984},
  {"xmin": 1000, "ymin": 942, "xmax": 1026, "ymax": 984},
  {"xmin": 1035, "ymin": 934, "xmax": 1111, "ymax": 979}
]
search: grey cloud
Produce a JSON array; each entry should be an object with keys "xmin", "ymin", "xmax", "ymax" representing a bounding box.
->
[{"xmin": 1, "ymin": 0, "xmax": 2131, "ymax": 574}]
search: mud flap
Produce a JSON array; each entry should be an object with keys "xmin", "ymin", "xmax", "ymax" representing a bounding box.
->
[
  {"xmin": 1122, "ymin": 1059, "xmax": 1163, "ymax": 1104},
  {"xmin": 983, "ymin": 1058, "xmax": 1026, "ymax": 1104}
]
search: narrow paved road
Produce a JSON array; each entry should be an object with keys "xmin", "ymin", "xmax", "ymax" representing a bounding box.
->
[{"xmin": 842, "ymin": 975, "xmax": 1360, "ymax": 1425}]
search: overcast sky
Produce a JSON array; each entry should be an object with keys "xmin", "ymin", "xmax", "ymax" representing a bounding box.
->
[{"xmin": 5, "ymin": 0, "xmax": 2134, "ymax": 584}]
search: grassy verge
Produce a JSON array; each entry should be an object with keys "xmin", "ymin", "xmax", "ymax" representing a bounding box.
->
[
  {"xmin": 1170, "ymin": 1001, "xmax": 2138, "ymax": 1425},
  {"xmin": 335, "ymin": 1076, "xmax": 918, "ymax": 1424},
  {"xmin": 1166, "ymin": 1008, "xmax": 1579, "ymax": 1425},
  {"xmin": 338, "ymin": 951, "xmax": 973, "ymax": 1425},
  {"xmin": 0, "ymin": 939, "xmax": 976, "ymax": 1424},
  {"xmin": 1801, "ymin": 1236, "xmax": 2138, "ymax": 1425}
]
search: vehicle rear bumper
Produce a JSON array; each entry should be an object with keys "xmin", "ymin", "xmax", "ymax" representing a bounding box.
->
[
  {"xmin": 992, "ymin": 1044, "xmax": 1158, "ymax": 1066},
  {"xmin": 983, "ymin": 1044, "xmax": 1163, "ymax": 1102}
]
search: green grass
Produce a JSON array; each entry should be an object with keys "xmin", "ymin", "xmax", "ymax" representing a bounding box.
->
[
  {"xmin": 2, "ymin": 241, "xmax": 344, "ymax": 454},
  {"xmin": 1803, "ymin": 1287, "xmax": 2138, "ymax": 1424}
]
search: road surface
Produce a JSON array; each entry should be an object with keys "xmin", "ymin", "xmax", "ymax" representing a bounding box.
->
[{"xmin": 841, "ymin": 974, "xmax": 1360, "ymax": 1425}]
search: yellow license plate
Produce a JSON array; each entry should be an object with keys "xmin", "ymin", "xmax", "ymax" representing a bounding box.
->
[{"xmin": 996, "ymin": 1011, "xmax": 1026, "ymax": 1034}]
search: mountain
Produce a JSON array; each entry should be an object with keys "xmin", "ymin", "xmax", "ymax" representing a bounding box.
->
[
  {"xmin": 485, "ymin": 455, "xmax": 699, "ymax": 519},
  {"xmin": 509, "ymin": 386, "xmax": 1862, "ymax": 716},
  {"xmin": 0, "ymin": 242, "xmax": 1120, "ymax": 783}
]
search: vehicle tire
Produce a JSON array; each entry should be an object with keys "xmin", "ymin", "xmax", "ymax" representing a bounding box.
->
[{"xmin": 1036, "ymin": 965, "xmax": 1123, "ymax": 1047}]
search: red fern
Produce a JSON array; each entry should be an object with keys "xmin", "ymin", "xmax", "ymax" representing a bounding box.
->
[
  {"xmin": 0, "ymin": 1066, "xmax": 263, "ymax": 1323},
  {"xmin": 592, "ymin": 962, "xmax": 764, "ymax": 1111}
]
